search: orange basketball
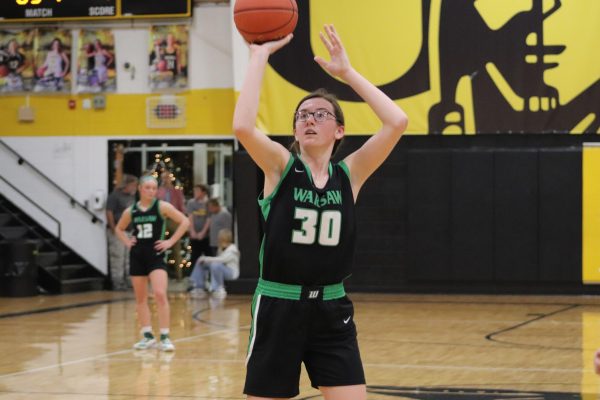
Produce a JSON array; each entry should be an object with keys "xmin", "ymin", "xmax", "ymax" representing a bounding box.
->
[
  {"xmin": 234, "ymin": 0, "xmax": 298, "ymax": 44},
  {"xmin": 0, "ymin": 65, "xmax": 8, "ymax": 78}
]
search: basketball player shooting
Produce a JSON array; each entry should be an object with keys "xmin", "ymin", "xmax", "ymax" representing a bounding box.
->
[{"xmin": 233, "ymin": 22, "xmax": 408, "ymax": 400}]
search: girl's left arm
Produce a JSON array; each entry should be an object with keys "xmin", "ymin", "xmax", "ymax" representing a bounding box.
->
[
  {"xmin": 157, "ymin": 201, "xmax": 190, "ymax": 250},
  {"xmin": 315, "ymin": 25, "xmax": 408, "ymax": 198}
]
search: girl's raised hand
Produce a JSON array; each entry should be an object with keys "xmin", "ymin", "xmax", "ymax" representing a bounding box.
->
[
  {"xmin": 249, "ymin": 33, "xmax": 293, "ymax": 56},
  {"xmin": 314, "ymin": 24, "xmax": 351, "ymax": 79}
]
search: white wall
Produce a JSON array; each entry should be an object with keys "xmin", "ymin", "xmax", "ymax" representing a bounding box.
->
[
  {"xmin": 0, "ymin": 140, "xmax": 108, "ymax": 272},
  {"xmin": 111, "ymin": 4, "xmax": 234, "ymax": 93},
  {"xmin": 0, "ymin": 4, "xmax": 236, "ymax": 274},
  {"xmin": 113, "ymin": 28, "xmax": 151, "ymax": 93},
  {"xmin": 2, "ymin": 137, "xmax": 109, "ymax": 207},
  {"xmin": 230, "ymin": 0, "xmax": 250, "ymax": 92},
  {"xmin": 191, "ymin": 4, "xmax": 234, "ymax": 89}
]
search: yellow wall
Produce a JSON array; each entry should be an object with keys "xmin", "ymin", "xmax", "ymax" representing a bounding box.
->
[
  {"xmin": 0, "ymin": 88, "xmax": 235, "ymax": 136},
  {"xmin": 583, "ymin": 145, "xmax": 600, "ymax": 284}
]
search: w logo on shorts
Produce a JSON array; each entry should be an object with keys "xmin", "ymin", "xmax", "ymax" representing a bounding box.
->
[{"xmin": 301, "ymin": 286, "xmax": 324, "ymax": 300}]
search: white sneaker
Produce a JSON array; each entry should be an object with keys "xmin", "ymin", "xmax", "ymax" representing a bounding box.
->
[
  {"xmin": 133, "ymin": 336, "xmax": 156, "ymax": 350},
  {"xmin": 190, "ymin": 288, "xmax": 208, "ymax": 299},
  {"xmin": 159, "ymin": 336, "xmax": 175, "ymax": 352},
  {"xmin": 212, "ymin": 287, "xmax": 227, "ymax": 299}
]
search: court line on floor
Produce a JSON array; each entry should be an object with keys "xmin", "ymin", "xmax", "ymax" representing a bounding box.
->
[
  {"xmin": 485, "ymin": 303, "xmax": 581, "ymax": 350},
  {"xmin": 190, "ymin": 299, "xmax": 250, "ymax": 329},
  {"xmin": 0, "ymin": 296, "xmax": 134, "ymax": 319},
  {"xmin": 0, "ymin": 325, "xmax": 248, "ymax": 380}
]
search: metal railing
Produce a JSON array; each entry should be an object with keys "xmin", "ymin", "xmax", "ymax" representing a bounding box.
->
[
  {"xmin": 0, "ymin": 139, "xmax": 104, "ymax": 225},
  {"xmin": 0, "ymin": 175, "xmax": 63, "ymax": 280}
]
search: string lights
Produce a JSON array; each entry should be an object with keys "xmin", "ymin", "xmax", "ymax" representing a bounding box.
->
[{"xmin": 148, "ymin": 153, "xmax": 192, "ymax": 274}]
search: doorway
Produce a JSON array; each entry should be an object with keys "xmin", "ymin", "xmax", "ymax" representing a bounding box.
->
[{"xmin": 108, "ymin": 139, "xmax": 234, "ymax": 210}]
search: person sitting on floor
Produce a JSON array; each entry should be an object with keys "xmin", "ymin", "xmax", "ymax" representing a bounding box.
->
[{"xmin": 189, "ymin": 228, "xmax": 239, "ymax": 299}]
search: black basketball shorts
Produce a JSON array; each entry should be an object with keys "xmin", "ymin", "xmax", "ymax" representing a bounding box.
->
[
  {"xmin": 243, "ymin": 293, "xmax": 365, "ymax": 398},
  {"xmin": 129, "ymin": 246, "xmax": 167, "ymax": 276}
]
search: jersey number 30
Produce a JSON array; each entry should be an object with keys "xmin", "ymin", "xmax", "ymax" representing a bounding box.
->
[
  {"xmin": 292, "ymin": 208, "xmax": 341, "ymax": 246},
  {"xmin": 136, "ymin": 223, "xmax": 153, "ymax": 239}
]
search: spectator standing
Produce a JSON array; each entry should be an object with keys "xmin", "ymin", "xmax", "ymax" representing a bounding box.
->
[
  {"xmin": 186, "ymin": 184, "xmax": 211, "ymax": 266},
  {"xmin": 106, "ymin": 174, "xmax": 138, "ymax": 290},
  {"xmin": 207, "ymin": 198, "xmax": 232, "ymax": 256}
]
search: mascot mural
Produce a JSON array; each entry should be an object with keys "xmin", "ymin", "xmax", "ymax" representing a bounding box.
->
[{"xmin": 260, "ymin": 0, "xmax": 600, "ymax": 135}]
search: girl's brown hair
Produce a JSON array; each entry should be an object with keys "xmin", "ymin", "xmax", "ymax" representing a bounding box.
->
[{"xmin": 290, "ymin": 88, "xmax": 345, "ymax": 157}]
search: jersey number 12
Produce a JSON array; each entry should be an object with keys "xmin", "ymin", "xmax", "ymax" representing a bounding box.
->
[{"xmin": 136, "ymin": 223, "xmax": 153, "ymax": 239}]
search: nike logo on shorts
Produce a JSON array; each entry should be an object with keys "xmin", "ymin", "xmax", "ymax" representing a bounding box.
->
[{"xmin": 343, "ymin": 316, "xmax": 351, "ymax": 324}]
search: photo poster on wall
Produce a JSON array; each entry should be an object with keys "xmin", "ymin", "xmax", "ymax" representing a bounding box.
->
[
  {"xmin": 148, "ymin": 25, "xmax": 188, "ymax": 91},
  {"xmin": 77, "ymin": 29, "xmax": 116, "ymax": 93},
  {"xmin": 0, "ymin": 29, "xmax": 35, "ymax": 93},
  {"xmin": 33, "ymin": 28, "xmax": 72, "ymax": 93}
]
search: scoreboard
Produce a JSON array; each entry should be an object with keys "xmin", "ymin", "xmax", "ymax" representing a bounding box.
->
[{"xmin": 0, "ymin": 0, "xmax": 191, "ymax": 22}]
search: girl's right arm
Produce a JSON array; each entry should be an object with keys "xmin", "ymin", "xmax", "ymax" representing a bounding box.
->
[
  {"xmin": 115, "ymin": 208, "xmax": 136, "ymax": 248},
  {"xmin": 232, "ymin": 35, "xmax": 293, "ymax": 195}
]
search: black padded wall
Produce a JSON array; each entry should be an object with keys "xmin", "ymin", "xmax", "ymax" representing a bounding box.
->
[
  {"xmin": 538, "ymin": 149, "xmax": 582, "ymax": 282},
  {"xmin": 450, "ymin": 150, "xmax": 494, "ymax": 281},
  {"xmin": 406, "ymin": 150, "xmax": 451, "ymax": 281},
  {"xmin": 493, "ymin": 150, "xmax": 539, "ymax": 282},
  {"xmin": 231, "ymin": 151, "xmax": 261, "ymax": 292},
  {"xmin": 347, "ymin": 148, "xmax": 407, "ymax": 290},
  {"xmin": 233, "ymin": 135, "xmax": 596, "ymax": 294}
]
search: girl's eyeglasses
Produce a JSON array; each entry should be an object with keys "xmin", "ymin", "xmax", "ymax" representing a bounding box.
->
[{"xmin": 295, "ymin": 109, "xmax": 337, "ymax": 123}]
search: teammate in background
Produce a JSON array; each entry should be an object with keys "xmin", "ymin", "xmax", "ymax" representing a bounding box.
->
[
  {"xmin": 233, "ymin": 25, "xmax": 407, "ymax": 399},
  {"xmin": 594, "ymin": 350, "xmax": 600, "ymax": 375},
  {"xmin": 115, "ymin": 175, "xmax": 190, "ymax": 352}
]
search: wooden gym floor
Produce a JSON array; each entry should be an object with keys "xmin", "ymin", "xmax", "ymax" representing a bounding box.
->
[{"xmin": 1, "ymin": 288, "xmax": 600, "ymax": 399}]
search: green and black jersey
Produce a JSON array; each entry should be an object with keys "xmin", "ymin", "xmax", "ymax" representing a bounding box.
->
[
  {"xmin": 258, "ymin": 153, "xmax": 356, "ymax": 286},
  {"xmin": 130, "ymin": 199, "xmax": 166, "ymax": 247}
]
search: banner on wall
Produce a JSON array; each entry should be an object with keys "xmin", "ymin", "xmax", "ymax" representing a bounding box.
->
[
  {"xmin": 583, "ymin": 143, "xmax": 600, "ymax": 284},
  {"xmin": 33, "ymin": 28, "xmax": 72, "ymax": 93},
  {"xmin": 257, "ymin": 0, "xmax": 600, "ymax": 135},
  {"xmin": 148, "ymin": 25, "xmax": 188, "ymax": 91},
  {"xmin": 0, "ymin": 30, "xmax": 34, "ymax": 93},
  {"xmin": 77, "ymin": 29, "xmax": 116, "ymax": 93}
]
